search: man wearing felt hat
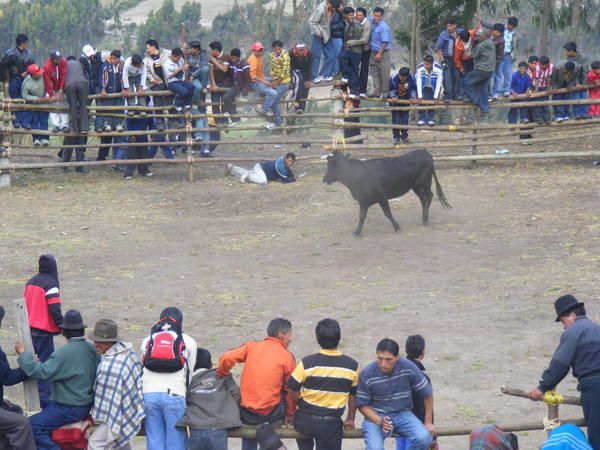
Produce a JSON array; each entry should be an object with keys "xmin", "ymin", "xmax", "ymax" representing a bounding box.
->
[
  {"xmin": 15, "ymin": 309, "xmax": 99, "ymax": 450},
  {"xmin": 87, "ymin": 319, "xmax": 144, "ymax": 450},
  {"xmin": 529, "ymin": 294, "xmax": 600, "ymax": 449}
]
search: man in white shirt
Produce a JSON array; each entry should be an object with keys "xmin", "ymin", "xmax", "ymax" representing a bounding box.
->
[
  {"xmin": 164, "ymin": 48, "xmax": 193, "ymax": 111},
  {"xmin": 122, "ymin": 54, "xmax": 147, "ymax": 108}
]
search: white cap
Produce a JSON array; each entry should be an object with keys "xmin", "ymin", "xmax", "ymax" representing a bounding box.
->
[{"xmin": 82, "ymin": 45, "xmax": 96, "ymax": 58}]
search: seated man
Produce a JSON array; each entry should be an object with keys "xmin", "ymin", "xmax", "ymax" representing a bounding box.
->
[
  {"xmin": 248, "ymin": 42, "xmax": 281, "ymax": 130},
  {"xmin": 225, "ymin": 152, "xmax": 296, "ymax": 185},
  {"xmin": 0, "ymin": 306, "xmax": 36, "ymax": 450},
  {"xmin": 357, "ymin": 338, "xmax": 435, "ymax": 450},
  {"xmin": 16, "ymin": 309, "xmax": 99, "ymax": 450},
  {"xmin": 469, "ymin": 424, "xmax": 518, "ymax": 450}
]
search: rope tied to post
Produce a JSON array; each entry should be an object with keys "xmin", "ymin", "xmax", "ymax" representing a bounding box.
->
[{"xmin": 542, "ymin": 390, "xmax": 564, "ymax": 432}]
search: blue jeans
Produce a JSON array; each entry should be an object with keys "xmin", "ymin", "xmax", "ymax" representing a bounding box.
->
[
  {"xmin": 310, "ymin": 37, "xmax": 335, "ymax": 79},
  {"xmin": 442, "ymin": 57, "xmax": 460, "ymax": 100},
  {"xmin": 580, "ymin": 376, "xmax": 600, "ymax": 450},
  {"xmin": 339, "ymin": 50, "xmax": 361, "ymax": 95},
  {"xmin": 31, "ymin": 334, "xmax": 54, "ymax": 408},
  {"xmin": 9, "ymin": 77, "xmax": 25, "ymax": 127},
  {"xmin": 329, "ymin": 38, "xmax": 343, "ymax": 76},
  {"xmin": 272, "ymin": 84, "xmax": 288, "ymax": 126},
  {"xmin": 418, "ymin": 87, "xmax": 435, "ymax": 123},
  {"xmin": 391, "ymin": 108, "xmax": 409, "ymax": 139},
  {"xmin": 30, "ymin": 401, "xmax": 91, "ymax": 450},
  {"xmin": 97, "ymin": 97, "xmax": 125, "ymax": 129},
  {"xmin": 553, "ymin": 92, "xmax": 572, "ymax": 119},
  {"xmin": 187, "ymin": 428, "xmax": 228, "ymax": 450},
  {"xmin": 493, "ymin": 54, "xmax": 513, "ymax": 97},
  {"xmin": 250, "ymin": 82, "xmax": 280, "ymax": 123},
  {"xmin": 144, "ymin": 392, "xmax": 187, "ymax": 450},
  {"xmin": 508, "ymin": 99, "xmax": 529, "ymax": 123},
  {"xmin": 362, "ymin": 411, "xmax": 432, "ymax": 450},
  {"xmin": 465, "ymin": 70, "xmax": 493, "ymax": 114},
  {"xmin": 168, "ymin": 81, "xmax": 195, "ymax": 108},
  {"xmin": 571, "ymin": 89, "xmax": 589, "ymax": 118},
  {"xmin": 21, "ymin": 110, "xmax": 49, "ymax": 142}
]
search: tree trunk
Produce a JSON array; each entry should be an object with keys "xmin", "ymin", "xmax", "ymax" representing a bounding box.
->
[
  {"xmin": 410, "ymin": 0, "xmax": 418, "ymax": 72},
  {"xmin": 255, "ymin": 0, "xmax": 264, "ymax": 41},
  {"xmin": 569, "ymin": 0, "xmax": 581, "ymax": 42},
  {"xmin": 539, "ymin": 0, "xmax": 552, "ymax": 56}
]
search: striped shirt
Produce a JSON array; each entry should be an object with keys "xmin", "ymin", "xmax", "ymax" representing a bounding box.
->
[
  {"xmin": 535, "ymin": 63, "xmax": 553, "ymax": 90},
  {"xmin": 356, "ymin": 358, "xmax": 432, "ymax": 413},
  {"xmin": 287, "ymin": 349, "xmax": 358, "ymax": 417}
]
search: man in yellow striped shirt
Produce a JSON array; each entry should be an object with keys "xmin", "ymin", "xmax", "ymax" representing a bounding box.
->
[{"xmin": 287, "ymin": 318, "xmax": 358, "ymax": 450}]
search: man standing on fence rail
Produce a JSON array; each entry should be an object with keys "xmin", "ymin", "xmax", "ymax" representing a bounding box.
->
[
  {"xmin": 464, "ymin": 28, "xmax": 495, "ymax": 120},
  {"xmin": 528, "ymin": 294, "xmax": 600, "ymax": 450},
  {"xmin": 43, "ymin": 51, "xmax": 69, "ymax": 133}
]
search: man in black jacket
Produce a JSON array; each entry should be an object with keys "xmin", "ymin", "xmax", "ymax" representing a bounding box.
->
[
  {"xmin": 0, "ymin": 34, "xmax": 35, "ymax": 128},
  {"xmin": 290, "ymin": 43, "xmax": 312, "ymax": 113}
]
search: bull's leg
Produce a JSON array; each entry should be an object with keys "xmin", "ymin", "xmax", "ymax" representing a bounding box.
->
[
  {"xmin": 413, "ymin": 186, "xmax": 433, "ymax": 224},
  {"xmin": 378, "ymin": 199, "xmax": 400, "ymax": 232},
  {"xmin": 354, "ymin": 204, "xmax": 369, "ymax": 236}
]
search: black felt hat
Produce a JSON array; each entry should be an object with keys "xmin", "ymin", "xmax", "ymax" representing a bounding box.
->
[
  {"xmin": 59, "ymin": 309, "xmax": 86, "ymax": 330},
  {"xmin": 554, "ymin": 294, "xmax": 585, "ymax": 322}
]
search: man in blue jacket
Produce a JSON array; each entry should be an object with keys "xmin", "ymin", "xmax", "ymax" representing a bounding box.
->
[
  {"xmin": 225, "ymin": 153, "xmax": 296, "ymax": 185},
  {"xmin": 389, "ymin": 67, "xmax": 417, "ymax": 144}
]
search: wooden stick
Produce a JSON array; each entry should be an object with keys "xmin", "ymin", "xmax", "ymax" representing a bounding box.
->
[
  {"xmin": 501, "ymin": 386, "xmax": 581, "ymax": 406},
  {"xmin": 13, "ymin": 299, "xmax": 40, "ymax": 412}
]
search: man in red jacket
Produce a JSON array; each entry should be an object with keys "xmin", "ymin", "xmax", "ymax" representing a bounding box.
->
[
  {"xmin": 24, "ymin": 254, "xmax": 63, "ymax": 408},
  {"xmin": 43, "ymin": 51, "xmax": 69, "ymax": 132}
]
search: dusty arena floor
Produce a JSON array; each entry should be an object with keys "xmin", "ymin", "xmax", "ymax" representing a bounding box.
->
[{"xmin": 1, "ymin": 147, "xmax": 599, "ymax": 448}]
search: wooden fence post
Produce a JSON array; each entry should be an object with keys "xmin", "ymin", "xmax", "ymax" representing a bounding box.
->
[
  {"xmin": 13, "ymin": 299, "xmax": 40, "ymax": 412},
  {"xmin": 330, "ymin": 88, "xmax": 344, "ymax": 145},
  {"xmin": 0, "ymin": 100, "xmax": 12, "ymax": 188},
  {"xmin": 470, "ymin": 108, "xmax": 479, "ymax": 168},
  {"xmin": 185, "ymin": 109, "xmax": 195, "ymax": 182}
]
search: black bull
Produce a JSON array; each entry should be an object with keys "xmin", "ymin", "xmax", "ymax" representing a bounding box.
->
[{"xmin": 323, "ymin": 150, "xmax": 451, "ymax": 235}]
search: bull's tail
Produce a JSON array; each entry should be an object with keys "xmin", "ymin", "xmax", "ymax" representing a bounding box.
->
[{"xmin": 432, "ymin": 169, "xmax": 452, "ymax": 209}]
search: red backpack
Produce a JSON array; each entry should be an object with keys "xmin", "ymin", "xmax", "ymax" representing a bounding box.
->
[{"xmin": 143, "ymin": 316, "xmax": 188, "ymax": 373}]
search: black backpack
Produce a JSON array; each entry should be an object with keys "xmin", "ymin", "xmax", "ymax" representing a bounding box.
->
[{"xmin": 143, "ymin": 316, "xmax": 188, "ymax": 373}]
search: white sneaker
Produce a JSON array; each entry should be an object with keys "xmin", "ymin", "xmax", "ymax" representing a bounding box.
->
[
  {"xmin": 417, "ymin": 120, "xmax": 426, "ymax": 126},
  {"xmin": 359, "ymin": 93, "xmax": 367, "ymax": 98},
  {"xmin": 340, "ymin": 78, "xmax": 349, "ymax": 84},
  {"xmin": 41, "ymin": 139, "xmax": 49, "ymax": 146},
  {"xmin": 313, "ymin": 76, "xmax": 323, "ymax": 83},
  {"xmin": 144, "ymin": 172, "xmax": 154, "ymax": 177},
  {"xmin": 103, "ymin": 124, "xmax": 112, "ymax": 132},
  {"xmin": 427, "ymin": 120, "xmax": 435, "ymax": 127},
  {"xmin": 116, "ymin": 124, "xmax": 124, "ymax": 132},
  {"xmin": 33, "ymin": 140, "xmax": 41, "ymax": 146},
  {"xmin": 348, "ymin": 93, "xmax": 357, "ymax": 99},
  {"xmin": 555, "ymin": 117, "xmax": 564, "ymax": 123},
  {"xmin": 323, "ymin": 76, "xmax": 334, "ymax": 82},
  {"xmin": 264, "ymin": 123, "xmax": 276, "ymax": 130}
]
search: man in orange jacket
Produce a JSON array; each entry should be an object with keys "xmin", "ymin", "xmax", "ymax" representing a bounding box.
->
[
  {"xmin": 217, "ymin": 318, "xmax": 296, "ymax": 450},
  {"xmin": 454, "ymin": 28, "xmax": 477, "ymax": 101}
]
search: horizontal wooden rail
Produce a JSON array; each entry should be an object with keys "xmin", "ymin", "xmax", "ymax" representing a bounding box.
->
[{"xmin": 501, "ymin": 386, "xmax": 581, "ymax": 406}]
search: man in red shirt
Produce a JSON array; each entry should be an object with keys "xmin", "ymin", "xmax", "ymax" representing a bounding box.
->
[{"xmin": 43, "ymin": 51, "xmax": 69, "ymax": 132}]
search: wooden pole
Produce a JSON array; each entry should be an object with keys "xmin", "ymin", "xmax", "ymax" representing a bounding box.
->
[
  {"xmin": 470, "ymin": 109, "xmax": 478, "ymax": 168},
  {"xmin": 185, "ymin": 109, "xmax": 195, "ymax": 182},
  {"xmin": 501, "ymin": 386, "xmax": 581, "ymax": 406},
  {"xmin": 0, "ymin": 101, "xmax": 12, "ymax": 188},
  {"xmin": 13, "ymin": 299, "xmax": 40, "ymax": 412}
]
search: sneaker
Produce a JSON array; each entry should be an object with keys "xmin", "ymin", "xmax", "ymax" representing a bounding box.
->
[
  {"xmin": 111, "ymin": 164, "xmax": 126, "ymax": 172},
  {"xmin": 225, "ymin": 163, "xmax": 233, "ymax": 176},
  {"xmin": 52, "ymin": 126, "xmax": 60, "ymax": 133},
  {"xmin": 393, "ymin": 136, "xmax": 401, "ymax": 145},
  {"xmin": 295, "ymin": 108, "xmax": 304, "ymax": 115},
  {"xmin": 174, "ymin": 106, "xmax": 183, "ymax": 112},
  {"xmin": 323, "ymin": 76, "xmax": 334, "ymax": 82},
  {"xmin": 348, "ymin": 93, "xmax": 357, "ymax": 99},
  {"xmin": 41, "ymin": 139, "xmax": 49, "ymax": 146},
  {"xmin": 313, "ymin": 76, "xmax": 323, "ymax": 83},
  {"xmin": 555, "ymin": 117, "xmax": 564, "ymax": 122},
  {"xmin": 264, "ymin": 123, "xmax": 277, "ymax": 130},
  {"xmin": 417, "ymin": 120, "xmax": 426, "ymax": 126},
  {"xmin": 503, "ymin": 92, "xmax": 510, "ymax": 98},
  {"xmin": 144, "ymin": 172, "xmax": 153, "ymax": 177},
  {"xmin": 24, "ymin": 124, "xmax": 32, "ymax": 130},
  {"xmin": 61, "ymin": 126, "xmax": 70, "ymax": 132},
  {"xmin": 223, "ymin": 112, "xmax": 231, "ymax": 119},
  {"xmin": 228, "ymin": 120, "xmax": 238, "ymax": 127},
  {"xmin": 563, "ymin": 117, "xmax": 570, "ymax": 121},
  {"xmin": 340, "ymin": 78, "xmax": 349, "ymax": 84},
  {"xmin": 200, "ymin": 149, "xmax": 211, "ymax": 157},
  {"xmin": 522, "ymin": 119, "xmax": 530, "ymax": 124},
  {"xmin": 261, "ymin": 109, "xmax": 274, "ymax": 118},
  {"xmin": 103, "ymin": 124, "xmax": 112, "ymax": 132},
  {"xmin": 193, "ymin": 135, "xmax": 204, "ymax": 141},
  {"xmin": 116, "ymin": 124, "xmax": 124, "ymax": 132},
  {"xmin": 401, "ymin": 136, "xmax": 410, "ymax": 144},
  {"xmin": 33, "ymin": 140, "xmax": 41, "ymax": 147},
  {"xmin": 427, "ymin": 121, "xmax": 435, "ymax": 127},
  {"xmin": 124, "ymin": 175, "xmax": 132, "ymax": 180},
  {"xmin": 359, "ymin": 93, "xmax": 367, "ymax": 98}
]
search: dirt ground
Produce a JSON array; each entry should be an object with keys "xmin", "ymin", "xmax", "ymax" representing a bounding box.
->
[{"xmin": 1, "ymin": 137, "xmax": 599, "ymax": 448}]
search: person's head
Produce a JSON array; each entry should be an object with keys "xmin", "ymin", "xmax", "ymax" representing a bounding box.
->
[
  {"xmin": 171, "ymin": 47, "xmax": 184, "ymax": 62},
  {"xmin": 251, "ymin": 42, "xmax": 265, "ymax": 57},
  {"xmin": 16, "ymin": 34, "xmax": 28, "ymax": 49},
  {"xmin": 592, "ymin": 61, "xmax": 600, "ymax": 74},
  {"xmin": 315, "ymin": 318, "xmax": 341, "ymax": 350},
  {"xmin": 230, "ymin": 48, "xmax": 241, "ymax": 63},
  {"xmin": 60, "ymin": 309, "xmax": 86, "ymax": 340},
  {"xmin": 554, "ymin": 294, "xmax": 586, "ymax": 330},
  {"xmin": 563, "ymin": 41, "xmax": 577, "ymax": 57},
  {"xmin": 131, "ymin": 54, "xmax": 143, "ymax": 68},
  {"xmin": 491, "ymin": 23, "xmax": 505, "ymax": 38},
  {"xmin": 145, "ymin": 39, "xmax": 160, "ymax": 56},
  {"xmin": 209, "ymin": 41, "xmax": 223, "ymax": 57},
  {"xmin": 564, "ymin": 60, "xmax": 575, "ymax": 73},
  {"xmin": 398, "ymin": 66, "xmax": 410, "ymax": 82},
  {"xmin": 422, "ymin": 54, "xmax": 434, "ymax": 71},
  {"xmin": 507, "ymin": 16, "xmax": 518, "ymax": 31},
  {"xmin": 355, "ymin": 7, "xmax": 367, "ymax": 22},
  {"xmin": 328, "ymin": 0, "xmax": 340, "ymax": 9},
  {"xmin": 518, "ymin": 61, "xmax": 528, "ymax": 74},
  {"xmin": 295, "ymin": 42, "xmax": 307, "ymax": 56},
  {"xmin": 372, "ymin": 6, "xmax": 384, "ymax": 24},
  {"xmin": 189, "ymin": 40, "xmax": 201, "ymax": 56},
  {"xmin": 194, "ymin": 348, "xmax": 212, "ymax": 370},
  {"xmin": 181, "ymin": 42, "xmax": 190, "ymax": 56},
  {"xmin": 528, "ymin": 55, "xmax": 539, "ymax": 66},
  {"xmin": 27, "ymin": 64, "xmax": 44, "ymax": 80},
  {"xmin": 459, "ymin": 29, "xmax": 471, "ymax": 44},
  {"xmin": 405, "ymin": 335, "xmax": 425, "ymax": 360},
  {"xmin": 267, "ymin": 318, "xmax": 292, "ymax": 347},
  {"xmin": 82, "ymin": 45, "xmax": 96, "ymax": 59},
  {"xmin": 445, "ymin": 17, "xmax": 457, "ymax": 34},
  {"xmin": 343, "ymin": 6, "xmax": 355, "ymax": 22},
  {"xmin": 539, "ymin": 55, "xmax": 550, "ymax": 69},
  {"xmin": 475, "ymin": 27, "xmax": 490, "ymax": 41},
  {"xmin": 160, "ymin": 306, "xmax": 183, "ymax": 327},
  {"xmin": 284, "ymin": 152, "xmax": 296, "ymax": 168},
  {"xmin": 375, "ymin": 338, "xmax": 400, "ymax": 374},
  {"xmin": 89, "ymin": 319, "xmax": 119, "ymax": 355},
  {"xmin": 272, "ymin": 39, "xmax": 284, "ymax": 55},
  {"xmin": 108, "ymin": 50, "xmax": 121, "ymax": 65},
  {"xmin": 50, "ymin": 51, "xmax": 62, "ymax": 65}
]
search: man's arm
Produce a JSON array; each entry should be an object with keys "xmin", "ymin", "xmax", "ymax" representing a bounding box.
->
[
  {"xmin": 210, "ymin": 56, "xmax": 229, "ymax": 74},
  {"xmin": 122, "ymin": 60, "xmax": 131, "ymax": 90},
  {"xmin": 216, "ymin": 342, "xmax": 249, "ymax": 377},
  {"xmin": 43, "ymin": 64, "xmax": 55, "ymax": 97},
  {"xmin": 0, "ymin": 352, "xmax": 27, "ymax": 386},
  {"xmin": 344, "ymin": 394, "xmax": 357, "ymax": 428},
  {"xmin": 423, "ymin": 394, "xmax": 436, "ymax": 436},
  {"xmin": 433, "ymin": 67, "xmax": 444, "ymax": 99},
  {"xmin": 16, "ymin": 350, "xmax": 62, "ymax": 381},
  {"xmin": 358, "ymin": 405, "xmax": 384, "ymax": 426},
  {"xmin": 308, "ymin": 7, "xmax": 324, "ymax": 38}
]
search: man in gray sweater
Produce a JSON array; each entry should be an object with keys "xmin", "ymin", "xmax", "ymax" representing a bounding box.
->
[
  {"xmin": 339, "ymin": 7, "xmax": 363, "ymax": 98},
  {"xmin": 464, "ymin": 28, "xmax": 496, "ymax": 118}
]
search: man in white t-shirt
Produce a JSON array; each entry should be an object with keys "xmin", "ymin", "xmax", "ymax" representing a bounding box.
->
[
  {"xmin": 122, "ymin": 54, "xmax": 147, "ymax": 108},
  {"xmin": 164, "ymin": 48, "xmax": 194, "ymax": 111}
]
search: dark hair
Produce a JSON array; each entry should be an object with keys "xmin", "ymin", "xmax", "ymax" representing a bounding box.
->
[
  {"xmin": 66, "ymin": 55, "xmax": 76, "ymax": 61},
  {"xmin": 565, "ymin": 61, "xmax": 575, "ymax": 71},
  {"xmin": 492, "ymin": 23, "xmax": 505, "ymax": 33},
  {"xmin": 110, "ymin": 50, "xmax": 121, "ymax": 59},
  {"xmin": 230, "ymin": 48, "xmax": 241, "ymax": 57},
  {"xmin": 518, "ymin": 61, "xmax": 528, "ymax": 68},
  {"xmin": 160, "ymin": 306, "xmax": 183, "ymax": 325},
  {"xmin": 405, "ymin": 335, "xmax": 425, "ymax": 360},
  {"xmin": 189, "ymin": 40, "xmax": 201, "ymax": 50},
  {"xmin": 423, "ymin": 54, "xmax": 434, "ymax": 64},
  {"xmin": 445, "ymin": 17, "xmax": 457, "ymax": 25},
  {"xmin": 16, "ymin": 34, "xmax": 28, "ymax": 46},
  {"xmin": 373, "ymin": 6, "xmax": 384, "ymax": 15},
  {"xmin": 528, "ymin": 55, "xmax": 539, "ymax": 64},
  {"xmin": 563, "ymin": 41, "xmax": 577, "ymax": 52},
  {"xmin": 272, "ymin": 39, "xmax": 284, "ymax": 49},
  {"xmin": 356, "ymin": 7, "xmax": 367, "ymax": 15},
  {"xmin": 329, "ymin": 0, "xmax": 341, "ymax": 8},
  {"xmin": 171, "ymin": 47, "xmax": 184, "ymax": 57},
  {"xmin": 131, "ymin": 54, "xmax": 143, "ymax": 66},
  {"xmin": 507, "ymin": 16, "xmax": 518, "ymax": 27},
  {"xmin": 145, "ymin": 39, "xmax": 159, "ymax": 49},
  {"xmin": 376, "ymin": 338, "xmax": 399, "ymax": 356},
  {"xmin": 343, "ymin": 6, "xmax": 355, "ymax": 15},
  {"xmin": 398, "ymin": 67, "xmax": 410, "ymax": 77},
  {"xmin": 194, "ymin": 348, "xmax": 212, "ymax": 370},
  {"xmin": 591, "ymin": 61, "xmax": 600, "ymax": 70},
  {"xmin": 267, "ymin": 318, "xmax": 292, "ymax": 337},
  {"xmin": 459, "ymin": 29, "xmax": 471, "ymax": 43},
  {"xmin": 209, "ymin": 41, "xmax": 223, "ymax": 52},
  {"xmin": 285, "ymin": 152, "xmax": 296, "ymax": 160},
  {"xmin": 316, "ymin": 318, "xmax": 341, "ymax": 349},
  {"xmin": 539, "ymin": 55, "xmax": 550, "ymax": 65},
  {"xmin": 63, "ymin": 328, "xmax": 85, "ymax": 339},
  {"xmin": 571, "ymin": 306, "xmax": 587, "ymax": 317}
]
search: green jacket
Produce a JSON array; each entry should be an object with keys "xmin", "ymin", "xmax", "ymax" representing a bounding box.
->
[
  {"xmin": 21, "ymin": 75, "xmax": 46, "ymax": 101},
  {"xmin": 18, "ymin": 337, "xmax": 99, "ymax": 406}
]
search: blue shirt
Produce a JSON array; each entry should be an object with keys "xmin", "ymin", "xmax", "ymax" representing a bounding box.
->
[
  {"xmin": 510, "ymin": 71, "xmax": 532, "ymax": 94},
  {"xmin": 369, "ymin": 18, "xmax": 392, "ymax": 52},
  {"xmin": 356, "ymin": 358, "xmax": 432, "ymax": 413},
  {"xmin": 434, "ymin": 29, "xmax": 463, "ymax": 58},
  {"xmin": 259, "ymin": 157, "xmax": 295, "ymax": 183}
]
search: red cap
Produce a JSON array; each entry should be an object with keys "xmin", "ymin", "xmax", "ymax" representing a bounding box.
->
[
  {"xmin": 251, "ymin": 42, "xmax": 265, "ymax": 52},
  {"xmin": 27, "ymin": 64, "xmax": 43, "ymax": 77}
]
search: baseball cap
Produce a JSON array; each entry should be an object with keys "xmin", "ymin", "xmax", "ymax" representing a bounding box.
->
[
  {"xmin": 82, "ymin": 45, "xmax": 96, "ymax": 58},
  {"xmin": 251, "ymin": 42, "xmax": 265, "ymax": 52},
  {"xmin": 295, "ymin": 41, "xmax": 306, "ymax": 49},
  {"xmin": 27, "ymin": 64, "xmax": 43, "ymax": 77},
  {"xmin": 50, "ymin": 50, "xmax": 62, "ymax": 59}
]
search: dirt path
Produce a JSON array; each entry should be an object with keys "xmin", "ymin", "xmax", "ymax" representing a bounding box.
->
[{"xmin": 1, "ymin": 159, "xmax": 598, "ymax": 449}]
